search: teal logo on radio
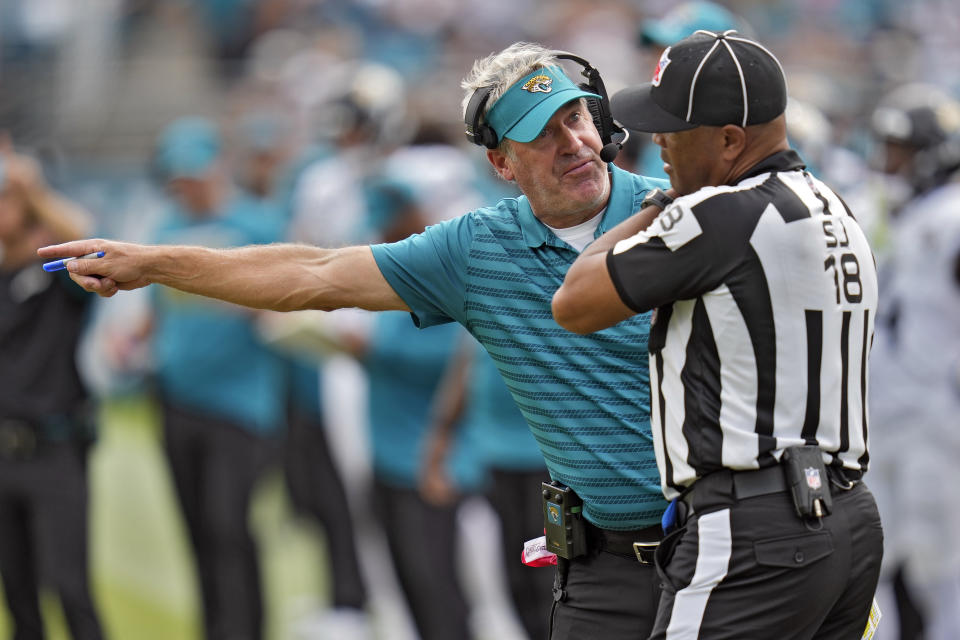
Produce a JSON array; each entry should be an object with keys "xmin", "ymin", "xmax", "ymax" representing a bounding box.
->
[{"xmin": 547, "ymin": 502, "xmax": 561, "ymax": 526}]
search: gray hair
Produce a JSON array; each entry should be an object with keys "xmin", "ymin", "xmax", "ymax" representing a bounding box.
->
[{"xmin": 460, "ymin": 42, "xmax": 560, "ymax": 122}]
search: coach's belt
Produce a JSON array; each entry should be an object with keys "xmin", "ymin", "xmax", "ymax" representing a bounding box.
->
[{"xmin": 584, "ymin": 520, "xmax": 662, "ymax": 564}]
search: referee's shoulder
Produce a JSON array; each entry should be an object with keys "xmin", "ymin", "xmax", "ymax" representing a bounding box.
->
[{"xmin": 674, "ymin": 183, "xmax": 744, "ymax": 210}]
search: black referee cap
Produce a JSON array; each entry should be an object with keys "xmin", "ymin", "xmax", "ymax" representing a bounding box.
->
[{"xmin": 612, "ymin": 30, "xmax": 787, "ymax": 133}]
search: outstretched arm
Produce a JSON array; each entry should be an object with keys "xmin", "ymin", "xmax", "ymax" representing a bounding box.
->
[
  {"xmin": 37, "ymin": 239, "xmax": 409, "ymax": 313},
  {"xmin": 552, "ymin": 200, "xmax": 666, "ymax": 334}
]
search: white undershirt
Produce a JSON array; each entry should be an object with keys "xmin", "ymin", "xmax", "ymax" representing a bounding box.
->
[{"xmin": 545, "ymin": 208, "xmax": 605, "ymax": 252}]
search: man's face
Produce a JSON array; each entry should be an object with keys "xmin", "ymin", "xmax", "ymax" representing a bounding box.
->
[
  {"xmin": 167, "ymin": 174, "xmax": 220, "ymax": 216},
  {"xmin": 0, "ymin": 186, "xmax": 27, "ymax": 243},
  {"xmin": 492, "ymin": 100, "xmax": 609, "ymax": 224},
  {"xmin": 880, "ymin": 140, "xmax": 919, "ymax": 177},
  {"xmin": 652, "ymin": 126, "xmax": 729, "ymax": 195}
]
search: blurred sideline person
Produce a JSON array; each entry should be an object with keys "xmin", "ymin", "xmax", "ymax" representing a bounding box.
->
[
  {"xmin": 146, "ymin": 117, "xmax": 288, "ymax": 640},
  {"xmin": 40, "ymin": 42, "xmax": 672, "ymax": 639},
  {"xmin": 637, "ymin": 1, "xmax": 753, "ymax": 50},
  {"xmin": 0, "ymin": 140, "xmax": 105, "ymax": 639},
  {"xmin": 553, "ymin": 31, "xmax": 883, "ymax": 638},
  {"xmin": 865, "ymin": 84, "xmax": 960, "ymax": 640},
  {"xmin": 783, "ymin": 96, "xmax": 869, "ymax": 198},
  {"xmin": 267, "ymin": 177, "xmax": 485, "ymax": 640},
  {"xmin": 228, "ymin": 107, "xmax": 296, "ymax": 204},
  {"xmin": 273, "ymin": 79, "xmax": 416, "ymax": 637},
  {"xmin": 860, "ymin": 84, "xmax": 960, "ymax": 260},
  {"xmin": 228, "ymin": 105, "xmax": 373, "ymax": 639},
  {"xmin": 420, "ymin": 336, "xmax": 553, "ymax": 640},
  {"xmin": 284, "ymin": 59, "xmax": 412, "ymax": 248},
  {"xmin": 358, "ymin": 180, "xmax": 485, "ymax": 640},
  {"xmin": 631, "ymin": 1, "xmax": 751, "ymax": 181}
]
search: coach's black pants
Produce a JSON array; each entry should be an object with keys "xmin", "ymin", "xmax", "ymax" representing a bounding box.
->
[
  {"xmin": 162, "ymin": 402, "xmax": 272, "ymax": 640},
  {"xmin": 549, "ymin": 531, "xmax": 662, "ymax": 639},
  {"xmin": 651, "ymin": 480, "xmax": 883, "ymax": 639}
]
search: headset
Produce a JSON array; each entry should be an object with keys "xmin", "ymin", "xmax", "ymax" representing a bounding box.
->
[{"xmin": 464, "ymin": 52, "xmax": 629, "ymax": 163}]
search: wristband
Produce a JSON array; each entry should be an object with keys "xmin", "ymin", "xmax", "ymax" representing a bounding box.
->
[{"xmin": 641, "ymin": 188, "xmax": 674, "ymax": 210}]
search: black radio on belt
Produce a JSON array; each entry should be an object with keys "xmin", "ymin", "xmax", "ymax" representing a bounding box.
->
[
  {"xmin": 542, "ymin": 481, "xmax": 587, "ymax": 559},
  {"xmin": 781, "ymin": 445, "xmax": 833, "ymax": 519}
]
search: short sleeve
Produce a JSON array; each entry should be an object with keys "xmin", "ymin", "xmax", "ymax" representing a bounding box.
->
[
  {"xmin": 607, "ymin": 197, "xmax": 745, "ymax": 312},
  {"xmin": 370, "ymin": 214, "xmax": 474, "ymax": 328}
]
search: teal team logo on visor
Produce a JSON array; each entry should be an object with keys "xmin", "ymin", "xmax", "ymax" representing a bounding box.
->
[{"xmin": 485, "ymin": 66, "xmax": 601, "ymax": 144}]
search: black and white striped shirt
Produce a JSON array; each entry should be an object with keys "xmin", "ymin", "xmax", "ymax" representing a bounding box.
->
[{"xmin": 608, "ymin": 151, "xmax": 878, "ymax": 499}]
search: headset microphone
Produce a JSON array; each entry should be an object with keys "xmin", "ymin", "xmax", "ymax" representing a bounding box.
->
[
  {"xmin": 600, "ymin": 128, "xmax": 629, "ymax": 163},
  {"xmin": 465, "ymin": 51, "xmax": 627, "ymax": 162}
]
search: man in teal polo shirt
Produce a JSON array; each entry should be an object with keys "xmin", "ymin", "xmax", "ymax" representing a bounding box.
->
[{"xmin": 42, "ymin": 42, "xmax": 671, "ymax": 638}]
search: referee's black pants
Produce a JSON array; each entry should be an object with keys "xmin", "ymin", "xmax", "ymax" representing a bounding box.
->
[
  {"xmin": 651, "ymin": 479, "xmax": 883, "ymax": 639},
  {"xmin": 162, "ymin": 401, "xmax": 273, "ymax": 640}
]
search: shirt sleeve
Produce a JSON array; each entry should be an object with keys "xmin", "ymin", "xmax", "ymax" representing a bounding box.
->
[
  {"xmin": 606, "ymin": 196, "xmax": 748, "ymax": 312},
  {"xmin": 370, "ymin": 214, "xmax": 473, "ymax": 328}
]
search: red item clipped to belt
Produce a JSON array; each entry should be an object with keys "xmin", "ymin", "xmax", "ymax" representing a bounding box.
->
[{"xmin": 522, "ymin": 535, "xmax": 558, "ymax": 567}]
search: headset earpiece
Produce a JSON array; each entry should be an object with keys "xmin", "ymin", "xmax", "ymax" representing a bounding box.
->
[
  {"xmin": 464, "ymin": 86, "xmax": 499, "ymax": 150},
  {"xmin": 464, "ymin": 53, "xmax": 627, "ymax": 160}
]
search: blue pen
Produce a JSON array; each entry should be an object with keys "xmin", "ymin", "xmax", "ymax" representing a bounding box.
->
[{"xmin": 42, "ymin": 251, "xmax": 105, "ymax": 273}]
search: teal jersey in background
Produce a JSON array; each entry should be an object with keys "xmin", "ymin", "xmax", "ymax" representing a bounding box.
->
[
  {"xmin": 150, "ymin": 195, "xmax": 288, "ymax": 435},
  {"xmin": 371, "ymin": 165, "xmax": 670, "ymax": 530},
  {"xmin": 364, "ymin": 312, "xmax": 485, "ymax": 492}
]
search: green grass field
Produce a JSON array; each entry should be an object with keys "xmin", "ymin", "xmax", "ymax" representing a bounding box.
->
[{"xmin": 0, "ymin": 394, "xmax": 330, "ymax": 639}]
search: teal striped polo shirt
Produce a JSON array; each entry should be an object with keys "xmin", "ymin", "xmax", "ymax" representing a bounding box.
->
[{"xmin": 371, "ymin": 165, "xmax": 670, "ymax": 530}]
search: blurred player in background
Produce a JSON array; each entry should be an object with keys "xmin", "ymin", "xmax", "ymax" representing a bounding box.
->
[
  {"xmin": 866, "ymin": 84, "xmax": 960, "ymax": 640},
  {"xmin": 631, "ymin": 1, "xmax": 752, "ymax": 180},
  {"xmin": 420, "ymin": 336, "xmax": 552, "ymax": 640},
  {"xmin": 147, "ymin": 117, "xmax": 288, "ymax": 640},
  {"xmin": 288, "ymin": 176, "xmax": 485, "ymax": 640},
  {"xmin": 0, "ymin": 139, "xmax": 105, "ymax": 639},
  {"xmin": 227, "ymin": 102, "xmax": 375, "ymax": 639}
]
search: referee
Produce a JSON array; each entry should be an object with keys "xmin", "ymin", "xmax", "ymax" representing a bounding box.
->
[{"xmin": 553, "ymin": 31, "xmax": 884, "ymax": 639}]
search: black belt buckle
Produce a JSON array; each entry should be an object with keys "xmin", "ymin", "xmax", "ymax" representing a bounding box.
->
[{"xmin": 632, "ymin": 541, "xmax": 658, "ymax": 565}]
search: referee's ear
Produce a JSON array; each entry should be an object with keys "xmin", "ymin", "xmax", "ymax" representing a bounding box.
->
[{"xmin": 720, "ymin": 124, "xmax": 747, "ymax": 161}]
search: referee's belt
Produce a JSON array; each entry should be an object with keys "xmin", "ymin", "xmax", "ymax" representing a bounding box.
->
[
  {"xmin": 680, "ymin": 465, "xmax": 861, "ymax": 515},
  {"xmin": 583, "ymin": 520, "xmax": 662, "ymax": 565}
]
